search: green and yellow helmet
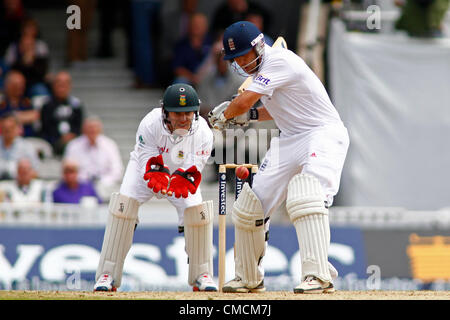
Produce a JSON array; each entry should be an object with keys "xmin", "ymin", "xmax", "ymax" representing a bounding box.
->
[
  {"xmin": 160, "ymin": 83, "xmax": 201, "ymax": 141},
  {"xmin": 161, "ymin": 83, "xmax": 201, "ymax": 112}
]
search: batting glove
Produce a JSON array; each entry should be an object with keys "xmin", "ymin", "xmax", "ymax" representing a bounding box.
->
[
  {"xmin": 143, "ymin": 154, "xmax": 171, "ymax": 194},
  {"xmin": 208, "ymin": 101, "xmax": 231, "ymax": 130},
  {"xmin": 230, "ymin": 108, "xmax": 259, "ymax": 127},
  {"xmin": 167, "ymin": 165, "xmax": 202, "ymax": 198}
]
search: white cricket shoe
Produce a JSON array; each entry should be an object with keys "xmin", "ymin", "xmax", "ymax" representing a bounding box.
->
[
  {"xmin": 93, "ymin": 274, "xmax": 117, "ymax": 292},
  {"xmin": 193, "ymin": 273, "xmax": 218, "ymax": 292},
  {"xmin": 293, "ymin": 275, "xmax": 335, "ymax": 294},
  {"xmin": 222, "ymin": 277, "xmax": 266, "ymax": 293}
]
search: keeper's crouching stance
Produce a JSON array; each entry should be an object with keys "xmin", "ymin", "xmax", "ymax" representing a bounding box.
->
[{"xmin": 94, "ymin": 83, "xmax": 216, "ymax": 292}]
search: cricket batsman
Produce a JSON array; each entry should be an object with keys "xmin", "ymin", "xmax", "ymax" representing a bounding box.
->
[
  {"xmin": 208, "ymin": 21, "xmax": 349, "ymax": 293},
  {"xmin": 94, "ymin": 83, "xmax": 217, "ymax": 292}
]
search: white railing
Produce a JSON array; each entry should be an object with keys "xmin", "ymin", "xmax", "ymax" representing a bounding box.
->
[
  {"xmin": 1, "ymin": 203, "xmax": 450, "ymax": 229},
  {"xmin": 0, "ymin": 202, "xmax": 109, "ymax": 226},
  {"xmin": 329, "ymin": 206, "xmax": 450, "ymax": 229}
]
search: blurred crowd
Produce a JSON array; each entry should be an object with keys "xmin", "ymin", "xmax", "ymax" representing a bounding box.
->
[
  {"xmin": 0, "ymin": 0, "xmax": 275, "ymax": 207},
  {"xmin": 0, "ymin": 0, "xmax": 448, "ymax": 208}
]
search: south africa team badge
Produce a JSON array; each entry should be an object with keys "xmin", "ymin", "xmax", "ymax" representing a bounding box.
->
[{"xmin": 179, "ymin": 94, "xmax": 186, "ymax": 106}]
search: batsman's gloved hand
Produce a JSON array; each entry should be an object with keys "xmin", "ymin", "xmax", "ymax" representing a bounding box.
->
[
  {"xmin": 167, "ymin": 165, "xmax": 202, "ymax": 198},
  {"xmin": 230, "ymin": 107, "xmax": 259, "ymax": 127},
  {"xmin": 143, "ymin": 154, "xmax": 171, "ymax": 194},
  {"xmin": 208, "ymin": 101, "xmax": 230, "ymax": 130}
]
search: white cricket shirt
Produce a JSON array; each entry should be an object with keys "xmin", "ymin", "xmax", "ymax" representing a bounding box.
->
[
  {"xmin": 247, "ymin": 44, "xmax": 343, "ymax": 136},
  {"xmin": 131, "ymin": 108, "xmax": 213, "ymax": 176}
]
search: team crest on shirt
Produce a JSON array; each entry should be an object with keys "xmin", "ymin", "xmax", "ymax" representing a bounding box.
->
[
  {"xmin": 139, "ymin": 135, "xmax": 145, "ymax": 146},
  {"xmin": 228, "ymin": 38, "xmax": 235, "ymax": 51},
  {"xmin": 254, "ymin": 74, "xmax": 271, "ymax": 86},
  {"xmin": 177, "ymin": 150, "xmax": 184, "ymax": 159},
  {"xmin": 179, "ymin": 94, "xmax": 186, "ymax": 106}
]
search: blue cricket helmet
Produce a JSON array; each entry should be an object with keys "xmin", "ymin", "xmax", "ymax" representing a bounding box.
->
[{"xmin": 222, "ymin": 21, "xmax": 264, "ymax": 60}]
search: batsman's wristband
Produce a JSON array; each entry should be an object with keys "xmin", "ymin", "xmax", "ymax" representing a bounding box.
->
[{"xmin": 249, "ymin": 108, "xmax": 259, "ymax": 122}]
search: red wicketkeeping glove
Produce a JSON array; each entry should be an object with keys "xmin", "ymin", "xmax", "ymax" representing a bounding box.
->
[
  {"xmin": 167, "ymin": 165, "xmax": 202, "ymax": 198},
  {"xmin": 143, "ymin": 154, "xmax": 171, "ymax": 194}
]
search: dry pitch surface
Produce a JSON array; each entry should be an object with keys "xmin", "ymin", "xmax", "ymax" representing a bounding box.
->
[{"xmin": 0, "ymin": 290, "xmax": 449, "ymax": 300}]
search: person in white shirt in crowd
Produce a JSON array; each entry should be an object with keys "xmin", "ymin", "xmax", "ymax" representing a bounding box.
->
[
  {"xmin": 0, "ymin": 157, "xmax": 48, "ymax": 204},
  {"xmin": 0, "ymin": 112, "xmax": 39, "ymax": 180},
  {"xmin": 63, "ymin": 115, "xmax": 123, "ymax": 201}
]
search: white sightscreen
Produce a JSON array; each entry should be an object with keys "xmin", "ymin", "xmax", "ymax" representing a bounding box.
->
[{"xmin": 328, "ymin": 19, "xmax": 450, "ymax": 210}]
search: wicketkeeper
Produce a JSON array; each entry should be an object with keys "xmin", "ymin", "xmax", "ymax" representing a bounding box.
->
[
  {"xmin": 208, "ymin": 21, "xmax": 350, "ymax": 293},
  {"xmin": 94, "ymin": 84, "xmax": 217, "ymax": 292}
]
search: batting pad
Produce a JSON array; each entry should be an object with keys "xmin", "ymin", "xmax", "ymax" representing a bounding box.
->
[
  {"xmin": 96, "ymin": 192, "xmax": 140, "ymax": 288},
  {"xmin": 232, "ymin": 183, "xmax": 266, "ymax": 288},
  {"xmin": 184, "ymin": 201, "xmax": 214, "ymax": 285},
  {"xmin": 286, "ymin": 174, "xmax": 332, "ymax": 282}
]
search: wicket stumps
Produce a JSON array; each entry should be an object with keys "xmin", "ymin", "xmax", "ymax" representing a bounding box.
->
[{"xmin": 218, "ymin": 163, "xmax": 258, "ymax": 292}]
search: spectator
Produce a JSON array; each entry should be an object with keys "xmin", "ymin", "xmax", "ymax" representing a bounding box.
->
[
  {"xmin": 172, "ymin": 12, "xmax": 212, "ymax": 86},
  {"xmin": 66, "ymin": 0, "xmax": 97, "ymax": 65},
  {"xmin": 245, "ymin": 12, "xmax": 273, "ymax": 46},
  {"xmin": 0, "ymin": 112, "xmax": 39, "ymax": 180},
  {"xmin": 0, "ymin": 0, "xmax": 28, "ymax": 57},
  {"xmin": 4, "ymin": 18, "xmax": 50, "ymax": 97},
  {"xmin": 210, "ymin": 0, "xmax": 272, "ymax": 39},
  {"xmin": 158, "ymin": 0, "xmax": 198, "ymax": 86},
  {"xmin": 96, "ymin": 0, "xmax": 133, "ymax": 63},
  {"xmin": 395, "ymin": 0, "xmax": 450, "ymax": 37},
  {"xmin": 52, "ymin": 158, "xmax": 102, "ymax": 204},
  {"xmin": 40, "ymin": 71, "xmax": 84, "ymax": 156},
  {"xmin": 196, "ymin": 36, "xmax": 244, "ymax": 117},
  {"xmin": 130, "ymin": 0, "xmax": 161, "ymax": 87},
  {"xmin": 0, "ymin": 0, "xmax": 29, "ymax": 92},
  {"xmin": 0, "ymin": 70, "xmax": 39, "ymax": 137},
  {"xmin": 0, "ymin": 157, "xmax": 47, "ymax": 203},
  {"xmin": 64, "ymin": 116, "xmax": 123, "ymax": 201}
]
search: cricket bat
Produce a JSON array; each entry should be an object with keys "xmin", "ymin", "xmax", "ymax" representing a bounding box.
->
[{"xmin": 237, "ymin": 36, "xmax": 287, "ymax": 94}]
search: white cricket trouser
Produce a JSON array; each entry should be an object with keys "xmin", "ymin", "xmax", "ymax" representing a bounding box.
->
[
  {"xmin": 252, "ymin": 123, "xmax": 349, "ymax": 219},
  {"xmin": 119, "ymin": 157, "xmax": 203, "ymax": 226}
]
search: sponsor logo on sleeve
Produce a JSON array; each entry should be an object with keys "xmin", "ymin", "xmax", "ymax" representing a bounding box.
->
[{"xmin": 254, "ymin": 74, "xmax": 271, "ymax": 86}]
